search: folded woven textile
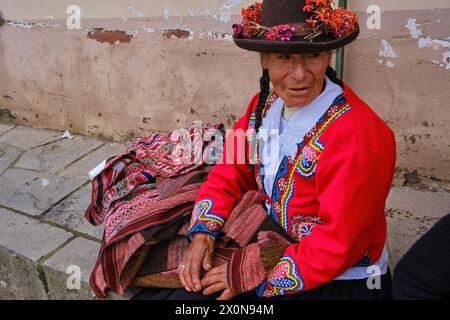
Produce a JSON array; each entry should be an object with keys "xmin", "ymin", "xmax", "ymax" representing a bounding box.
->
[
  {"xmin": 85, "ymin": 121, "xmax": 223, "ymax": 227},
  {"xmin": 132, "ymin": 191, "xmax": 294, "ymax": 297},
  {"xmin": 84, "ymin": 122, "xmax": 294, "ymax": 298}
]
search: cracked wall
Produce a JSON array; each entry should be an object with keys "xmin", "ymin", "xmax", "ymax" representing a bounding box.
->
[
  {"xmin": 344, "ymin": 4, "xmax": 450, "ymax": 186},
  {"xmin": 0, "ymin": 0, "xmax": 449, "ymax": 186}
]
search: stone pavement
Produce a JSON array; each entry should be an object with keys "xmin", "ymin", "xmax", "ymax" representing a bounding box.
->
[
  {"xmin": 0, "ymin": 121, "xmax": 449, "ymax": 299},
  {"xmin": 0, "ymin": 122, "xmax": 137, "ymax": 299}
]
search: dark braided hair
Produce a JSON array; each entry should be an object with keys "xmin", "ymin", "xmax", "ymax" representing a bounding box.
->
[
  {"xmin": 248, "ymin": 68, "xmax": 270, "ymax": 171},
  {"xmin": 254, "ymin": 68, "xmax": 271, "ymax": 133},
  {"xmin": 325, "ymin": 66, "xmax": 344, "ymax": 88}
]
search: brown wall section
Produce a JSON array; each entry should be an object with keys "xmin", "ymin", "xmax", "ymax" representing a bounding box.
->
[{"xmin": 0, "ymin": 2, "xmax": 449, "ymax": 184}]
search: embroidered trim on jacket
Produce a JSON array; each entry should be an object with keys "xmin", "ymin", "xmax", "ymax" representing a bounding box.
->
[
  {"xmin": 257, "ymin": 255, "xmax": 305, "ymax": 297},
  {"xmin": 188, "ymin": 199, "xmax": 225, "ymax": 240}
]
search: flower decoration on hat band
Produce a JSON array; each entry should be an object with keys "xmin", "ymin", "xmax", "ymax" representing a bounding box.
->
[
  {"xmin": 232, "ymin": 1, "xmax": 358, "ymax": 42},
  {"xmin": 233, "ymin": 2, "xmax": 297, "ymax": 41},
  {"xmin": 303, "ymin": 0, "xmax": 358, "ymax": 40}
]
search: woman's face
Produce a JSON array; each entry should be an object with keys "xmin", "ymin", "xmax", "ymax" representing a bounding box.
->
[{"xmin": 261, "ymin": 51, "xmax": 332, "ymax": 108}]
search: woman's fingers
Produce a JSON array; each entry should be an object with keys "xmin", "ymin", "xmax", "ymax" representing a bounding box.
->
[
  {"xmin": 217, "ymin": 288, "xmax": 235, "ymax": 301},
  {"xmin": 182, "ymin": 259, "xmax": 193, "ymax": 291},
  {"xmin": 203, "ymin": 282, "xmax": 227, "ymax": 296},
  {"xmin": 189, "ymin": 251, "xmax": 203, "ymax": 291},
  {"xmin": 204, "ymin": 264, "xmax": 226, "ymax": 276},
  {"xmin": 180, "ymin": 233, "xmax": 217, "ymax": 292},
  {"xmin": 202, "ymin": 243, "xmax": 214, "ymax": 271},
  {"xmin": 178, "ymin": 260, "xmax": 187, "ymax": 289},
  {"xmin": 201, "ymin": 271, "xmax": 223, "ymax": 288},
  {"xmin": 184, "ymin": 244, "xmax": 205, "ymax": 292}
]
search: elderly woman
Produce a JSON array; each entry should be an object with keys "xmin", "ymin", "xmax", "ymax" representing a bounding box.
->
[{"xmin": 135, "ymin": 0, "xmax": 396, "ymax": 300}]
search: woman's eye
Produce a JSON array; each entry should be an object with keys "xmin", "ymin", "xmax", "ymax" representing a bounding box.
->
[
  {"xmin": 309, "ymin": 53, "xmax": 322, "ymax": 58},
  {"xmin": 278, "ymin": 55, "xmax": 290, "ymax": 60}
]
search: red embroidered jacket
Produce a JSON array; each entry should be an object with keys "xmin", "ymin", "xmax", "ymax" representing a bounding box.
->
[{"xmin": 188, "ymin": 82, "xmax": 396, "ymax": 297}]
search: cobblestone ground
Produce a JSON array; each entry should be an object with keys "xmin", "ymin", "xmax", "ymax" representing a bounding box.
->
[{"xmin": 0, "ymin": 121, "xmax": 449, "ymax": 299}]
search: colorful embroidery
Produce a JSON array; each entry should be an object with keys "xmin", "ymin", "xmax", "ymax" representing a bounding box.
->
[
  {"xmin": 291, "ymin": 215, "xmax": 324, "ymax": 241},
  {"xmin": 250, "ymin": 89, "xmax": 281, "ymax": 194},
  {"xmin": 247, "ymin": 89, "xmax": 278, "ymax": 141},
  {"xmin": 247, "ymin": 112, "xmax": 256, "ymax": 143},
  {"xmin": 296, "ymin": 143, "xmax": 323, "ymax": 178},
  {"xmin": 296, "ymin": 103, "xmax": 351, "ymax": 178},
  {"xmin": 296, "ymin": 222, "xmax": 315, "ymax": 241},
  {"xmin": 258, "ymin": 256, "xmax": 305, "ymax": 297},
  {"xmin": 276, "ymin": 99, "xmax": 351, "ymax": 233},
  {"xmin": 278, "ymin": 168, "xmax": 296, "ymax": 231},
  {"xmin": 263, "ymin": 89, "xmax": 278, "ymax": 117},
  {"xmin": 250, "ymin": 92, "xmax": 351, "ymax": 236},
  {"xmin": 190, "ymin": 199, "xmax": 225, "ymax": 232}
]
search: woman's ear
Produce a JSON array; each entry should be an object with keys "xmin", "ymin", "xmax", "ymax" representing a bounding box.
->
[
  {"xmin": 327, "ymin": 51, "xmax": 333, "ymax": 66},
  {"xmin": 260, "ymin": 53, "xmax": 269, "ymax": 69}
]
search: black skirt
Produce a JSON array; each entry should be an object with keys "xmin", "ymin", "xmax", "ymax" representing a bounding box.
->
[{"xmin": 132, "ymin": 269, "xmax": 393, "ymax": 300}]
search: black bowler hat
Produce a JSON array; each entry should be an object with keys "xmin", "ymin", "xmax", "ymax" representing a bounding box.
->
[{"xmin": 232, "ymin": 0, "xmax": 359, "ymax": 54}]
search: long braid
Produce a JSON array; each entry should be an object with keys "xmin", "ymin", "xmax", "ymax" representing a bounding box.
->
[
  {"xmin": 249, "ymin": 68, "xmax": 270, "ymax": 171},
  {"xmin": 325, "ymin": 66, "xmax": 344, "ymax": 88},
  {"xmin": 254, "ymin": 68, "xmax": 271, "ymax": 132}
]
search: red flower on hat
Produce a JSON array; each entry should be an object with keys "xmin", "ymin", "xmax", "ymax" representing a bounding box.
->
[
  {"xmin": 234, "ymin": 1, "xmax": 296, "ymax": 42},
  {"xmin": 303, "ymin": 0, "xmax": 358, "ymax": 41},
  {"xmin": 232, "ymin": 0, "xmax": 357, "ymax": 42},
  {"xmin": 241, "ymin": 2, "xmax": 263, "ymax": 35},
  {"xmin": 329, "ymin": 8, "xmax": 358, "ymax": 38}
]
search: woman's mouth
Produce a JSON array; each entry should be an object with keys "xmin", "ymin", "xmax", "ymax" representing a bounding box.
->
[{"xmin": 288, "ymin": 87, "xmax": 309, "ymax": 95}]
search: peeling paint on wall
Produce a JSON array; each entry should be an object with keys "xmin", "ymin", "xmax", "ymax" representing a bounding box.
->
[
  {"xmin": 7, "ymin": 20, "xmax": 32, "ymax": 29},
  {"xmin": 214, "ymin": 0, "xmax": 243, "ymax": 23},
  {"xmin": 405, "ymin": 18, "xmax": 423, "ymax": 38},
  {"xmin": 87, "ymin": 28, "xmax": 133, "ymax": 44},
  {"xmin": 6, "ymin": 19, "xmax": 60, "ymax": 29},
  {"xmin": 431, "ymin": 51, "xmax": 450, "ymax": 70},
  {"xmin": 378, "ymin": 39, "xmax": 398, "ymax": 67},
  {"xmin": 198, "ymin": 30, "xmax": 233, "ymax": 41},
  {"xmin": 405, "ymin": 18, "xmax": 450, "ymax": 71},
  {"xmin": 418, "ymin": 37, "xmax": 450, "ymax": 49},
  {"xmin": 443, "ymin": 51, "xmax": 450, "ymax": 70},
  {"xmin": 163, "ymin": 29, "xmax": 193, "ymax": 40}
]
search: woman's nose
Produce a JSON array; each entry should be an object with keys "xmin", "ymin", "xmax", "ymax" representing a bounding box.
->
[{"xmin": 289, "ymin": 61, "xmax": 308, "ymax": 82}]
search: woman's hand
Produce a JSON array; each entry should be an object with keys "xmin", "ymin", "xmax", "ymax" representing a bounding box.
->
[
  {"xmin": 179, "ymin": 233, "xmax": 215, "ymax": 292},
  {"xmin": 201, "ymin": 263, "xmax": 235, "ymax": 300}
]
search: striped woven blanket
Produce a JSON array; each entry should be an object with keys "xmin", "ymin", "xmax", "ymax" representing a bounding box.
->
[{"xmin": 84, "ymin": 122, "xmax": 292, "ymax": 298}]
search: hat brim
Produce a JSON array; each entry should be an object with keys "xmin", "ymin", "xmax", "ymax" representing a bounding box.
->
[{"xmin": 233, "ymin": 25, "xmax": 359, "ymax": 54}]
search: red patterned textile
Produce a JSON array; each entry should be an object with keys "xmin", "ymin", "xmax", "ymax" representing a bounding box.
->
[
  {"xmin": 85, "ymin": 122, "xmax": 223, "ymax": 227},
  {"xmin": 131, "ymin": 191, "xmax": 292, "ymax": 295},
  {"xmin": 84, "ymin": 122, "xmax": 222, "ymax": 297}
]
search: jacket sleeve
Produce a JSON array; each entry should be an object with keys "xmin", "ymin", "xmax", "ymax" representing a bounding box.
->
[
  {"xmin": 188, "ymin": 93, "xmax": 260, "ymax": 240},
  {"xmin": 256, "ymin": 145, "xmax": 396, "ymax": 297}
]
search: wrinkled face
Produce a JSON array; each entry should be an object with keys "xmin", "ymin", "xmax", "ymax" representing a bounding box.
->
[{"xmin": 260, "ymin": 51, "xmax": 332, "ymax": 108}]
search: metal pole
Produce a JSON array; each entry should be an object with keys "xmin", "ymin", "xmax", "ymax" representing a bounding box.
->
[{"xmin": 335, "ymin": 0, "xmax": 347, "ymax": 80}]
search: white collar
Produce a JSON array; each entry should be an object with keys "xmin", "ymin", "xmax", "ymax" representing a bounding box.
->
[{"xmin": 257, "ymin": 76, "xmax": 344, "ymax": 159}]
